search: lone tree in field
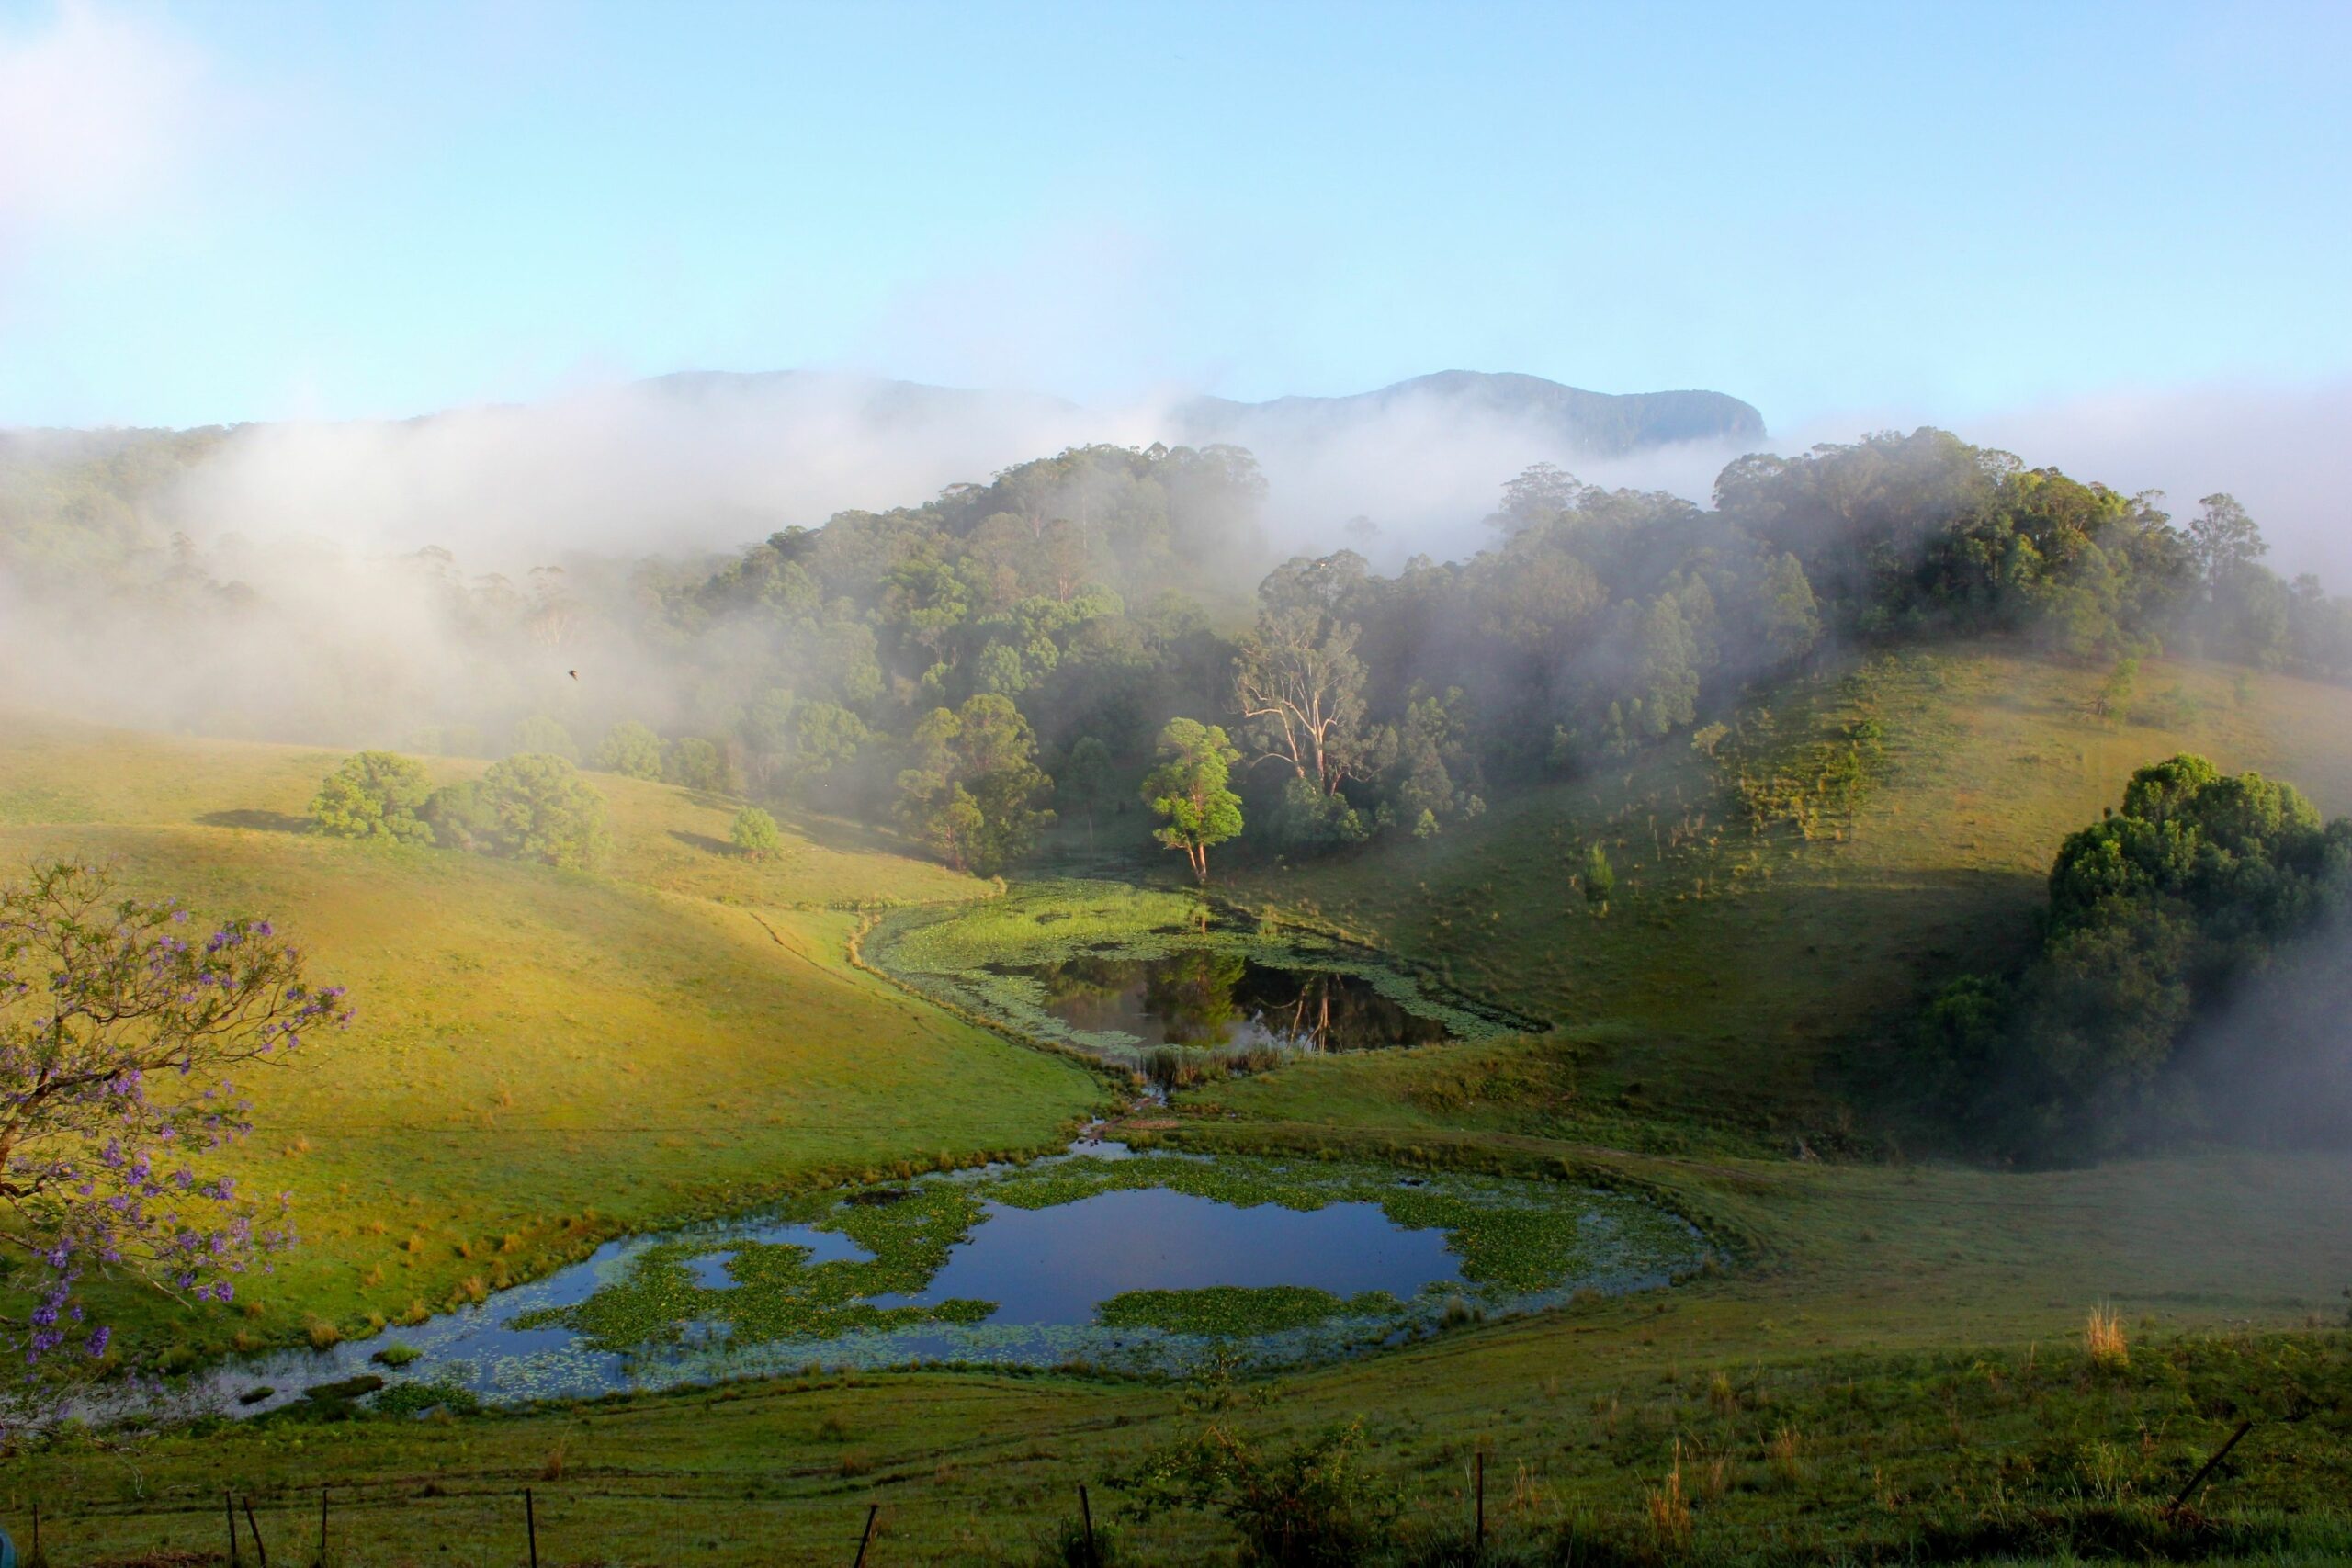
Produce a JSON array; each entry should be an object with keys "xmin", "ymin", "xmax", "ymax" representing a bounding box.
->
[
  {"xmin": 729, "ymin": 806, "xmax": 785, "ymax": 861},
  {"xmin": 1143, "ymin": 719, "xmax": 1244, "ymax": 885},
  {"xmin": 478, "ymin": 752, "xmax": 611, "ymax": 868},
  {"xmin": 310, "ymin": 751, "xmax": 434, "ymax": 843},
  {"xmin": 0, "ymin": 863, "xmax": 348, "ymax": 1423}
]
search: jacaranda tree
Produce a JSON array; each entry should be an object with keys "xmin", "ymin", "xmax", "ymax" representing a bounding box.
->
[{"xmin": 0, "ymin": 863, "xmax": 348, "ymax": 1425}]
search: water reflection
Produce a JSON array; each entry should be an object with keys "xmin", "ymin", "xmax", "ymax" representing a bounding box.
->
[
  {"xmin": 870, "ymin": 1187, "xmax": 1462, "ymax": 1323},
  {"xmin": 1009, "ymin": 951, "xmax": 1454, "ymax": 1051}
]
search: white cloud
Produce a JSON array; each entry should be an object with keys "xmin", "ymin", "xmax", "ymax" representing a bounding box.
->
[{"xmin": 0, "ymin": 2, "xmax": 205, "ymax": 233}]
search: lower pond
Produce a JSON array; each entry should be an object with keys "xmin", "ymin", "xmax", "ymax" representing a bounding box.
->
[
  {"xmin": 195, "ymin": 1151, "xmax": 1708, "ymax": 1417},
  {"xmin": 869, "ymin": 880, "xmax": 1527, "ymax": 1070}
]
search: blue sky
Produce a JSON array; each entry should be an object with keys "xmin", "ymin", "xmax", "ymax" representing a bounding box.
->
[{"xmin": 3, "ymin": 0, "xmax": 2348, "ymax": 431}]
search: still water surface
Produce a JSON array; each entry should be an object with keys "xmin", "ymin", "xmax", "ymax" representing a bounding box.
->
[
  {"xmin": 177, "ymin": 1150, "xmax": 1697, "ymax": 1417},
  {"xmin": 1001, "ymin": 951, "xmax": 1455, "ymax": 1051}
]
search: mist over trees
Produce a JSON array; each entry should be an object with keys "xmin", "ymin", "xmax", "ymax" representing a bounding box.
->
[
  {"xmin": 1921, "ymin": 754, "xmax": 2352, "ymax": 1158},
  {"xmin": 9, "ymin": 423, "xmax": 2352, "ymax": 886}
]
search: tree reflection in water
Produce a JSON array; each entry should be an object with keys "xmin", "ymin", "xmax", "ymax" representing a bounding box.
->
[{"xmin": 1023, "ymin": 949, "xmax": 1452, "ymax": 1052}]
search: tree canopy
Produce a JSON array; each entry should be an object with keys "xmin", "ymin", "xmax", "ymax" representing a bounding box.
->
[
  {"xmin": 1922, "ymin": 754, "xmax": 2352, "ymax": 1156},
  {"xmin": 311, "ymin": 751, "xmax": 434, "ymax": 843}
]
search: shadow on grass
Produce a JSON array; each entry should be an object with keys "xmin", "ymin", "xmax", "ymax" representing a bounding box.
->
[
  {"xmin": 669, "ymin": 829, "xmax": 733, "ymax": 856},
  {"xmin": 196, "ymin": 809, "xmax": 311, "ymax": 834}
]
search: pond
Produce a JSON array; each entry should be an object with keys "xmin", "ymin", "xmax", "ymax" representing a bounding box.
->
[
  {"xmin": 188, "ymin": 1149, "xmax": 1708, "ymax": 1417},
  {"xmin": 1001, "ymin": 950, "xmax": 1454, "ymax": 1053},
  {"xmin": 869, "ymin": 879, "xmax": 1529, "ymax": 1068}
]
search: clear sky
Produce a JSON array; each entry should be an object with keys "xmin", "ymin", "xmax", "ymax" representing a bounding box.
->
[{"xmin": 3, "ymin": 0, "xmax": 2348, "ymax": 431}]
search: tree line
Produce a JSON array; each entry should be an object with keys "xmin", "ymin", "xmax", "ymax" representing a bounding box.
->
[{"xmin": 10, "ymin": 424, "xmax": 2350, "ymax": 883}]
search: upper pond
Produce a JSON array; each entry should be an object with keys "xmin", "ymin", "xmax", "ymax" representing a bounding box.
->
[
  {"xmin": 1001, "ymin": 950, "xmax": 1454, "ymax": 1053},
  {"xmin": 198, "ymin": 1151, "xmax": 1708, "ymax": 1417},
  {"xmin": 870, "ymin": 879, "xmax": 1525, "ymax": 1069}
]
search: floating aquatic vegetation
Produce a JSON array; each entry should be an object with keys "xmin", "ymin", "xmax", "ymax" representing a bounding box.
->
[
  {"xmin": 1095, "ymin": 1285, "xmax": 1405, "ymax": 1337},
  {"xmin": 191, "ymin": 1149, "xmax": 1709, "ymax": 1413}
]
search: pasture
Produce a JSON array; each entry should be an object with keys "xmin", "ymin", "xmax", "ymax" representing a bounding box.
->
[{"xmin": 11, "ymin": 642, "xmax": 2352, "ymax": 1562}]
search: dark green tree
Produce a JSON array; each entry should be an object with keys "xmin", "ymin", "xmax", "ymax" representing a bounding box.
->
[
  {"xmin": 664, "ymin": 737, "xmax": 741, "ymax": 795},
  {"xmin": 896, "ymin": 694, "xmax": 1053, "ymax": 874},
  {"xmin": 1060, "ymin": 735, "xmax": 1114, "ymax": 849}
]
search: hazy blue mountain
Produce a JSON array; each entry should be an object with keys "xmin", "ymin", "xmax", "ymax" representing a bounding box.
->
[
  {"xmin": 1174, "ymin": 370, "xmax": 1765, "ymax": 456},
  {"xmin": 636, "ymin": 367, "xmax": 1764, "ymax": 455}
]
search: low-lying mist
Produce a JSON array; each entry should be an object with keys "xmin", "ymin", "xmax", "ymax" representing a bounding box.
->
[{"xmin": 153, "ymin": 369, "xmax": 1758, "ymax": 569}]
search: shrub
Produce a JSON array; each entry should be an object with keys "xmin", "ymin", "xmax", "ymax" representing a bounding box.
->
[
  {"xmin": 1114, "ymin": 1417, "xmax": 1397, "ymax": 1568},
  {"xmin": 730, "ymin": 806, "xmax": 785, "ymax": 860},
  {"xmin": 1581, "ymin": 843, "xmax": 1614, "ymax": 914},
  {"xmin": 474, "ymin": 753, "xmax": 611, "ymax": 868},
  {"xmin": 311, "ymin": 751, "xmax": 434, "ymax": 843},
  {"xmin": 2086, "ymin": 1303, "xmax": 2129, "ymax": 1369}
]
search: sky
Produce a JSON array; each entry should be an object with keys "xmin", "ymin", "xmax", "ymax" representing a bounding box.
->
[{"xmin": 3, "ymin": 0, "xmax": 2348, "ymax": 436}]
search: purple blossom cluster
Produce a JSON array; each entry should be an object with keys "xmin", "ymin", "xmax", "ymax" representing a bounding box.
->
[{"xmin": 0, "ymin": 864, "xmax": 349, "ymax": 1420}]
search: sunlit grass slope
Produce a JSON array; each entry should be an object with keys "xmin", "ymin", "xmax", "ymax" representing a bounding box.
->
[
  {"xmin": 1223, "ymin": 644, "xmax": 2352, "ymax": 1145},
  {"xmin": 0, "ymin": 717, "xmax": 1104, "ymax": 1356}
]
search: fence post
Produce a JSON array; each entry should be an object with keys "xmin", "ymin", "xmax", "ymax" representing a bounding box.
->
[
  {"xmin": 1079, "ymin": 1484, "xmax": 1098, "ymax": 1568},
  {"xmin": 242, "ymin": 1495, "xmax": 270, "ymax": 1568},
  {"xmin": 1475, "ymin": 1450, "xmax": 1486, "ymax": 1551},
  {"xmin": 525, "ymin": 1488, "xmax": 539, "ymax": 1568},
  {"xmin": 852, "ymin": 1503, "xmax": 878, "ymax": 1566},
  {"xmin": 318, "ymin": 1485, "xmax": 328, "ymax": 1568},
  {"xmin": 227, "ymin": 1490, "xmax": 240, "ymax": 1567}
]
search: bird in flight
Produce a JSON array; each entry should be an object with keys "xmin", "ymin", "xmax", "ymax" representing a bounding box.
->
[{"xmin": 568, "ymin": 670, "xmax": 579, "ymax": 681}]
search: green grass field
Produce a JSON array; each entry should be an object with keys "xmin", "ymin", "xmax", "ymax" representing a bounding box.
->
[
  {"xmin": 11, "ymin": 642, "xmax": 2352, "ymax": 1564},
  {"xmin": 0, "ymin": 717, "xmax": 1108, "ymax": 1359}
]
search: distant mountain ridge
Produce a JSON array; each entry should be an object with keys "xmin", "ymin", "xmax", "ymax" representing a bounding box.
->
[
  {"xmin": 1174, "ymin": 370, "xmax": 1766, "ymax": 457},
  {"xmin": 637, "ymin": 367, "xmax": 1765, "ymax": 457}
]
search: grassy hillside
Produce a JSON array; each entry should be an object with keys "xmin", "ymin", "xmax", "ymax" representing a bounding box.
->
[
  {"xmin": 1220, "ymin": 645, "xmax": 2352, "ymax": 1146},
  {"xmin": 16, "ymin": 649, "xmax": 2352, "ymax": 1562},
  {"xmin": 0, "ymin": 717, "xmax": 1108, "ymax": 1358}
]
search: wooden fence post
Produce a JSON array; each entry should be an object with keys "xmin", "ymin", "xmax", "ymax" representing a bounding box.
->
[
  {"xmin": 242, "ymin": 1495, "xmax": 269, "ymax": 1568},
  {"xmin": 227, "ymin": 1490, "xmax": 241, "ymax": 1567},
  {"xmin": 853, "ymin": 1503, "xmax": 878, "ymax": 1566},
  {"xmin": 1475, "ymin": 1450, "xmax": 1486, "ymax": 1551},
  {"xmin": 317, "ymin": 1485, "xmax": 328, "ymax": 1568},
  {"xmin": 525, "ymin": 1487, "xmax": 539, "ymax": 1568},
  {"xmin": 1079, "ymin": 1484, "xmax": 1099, "ymax": 1568}
]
